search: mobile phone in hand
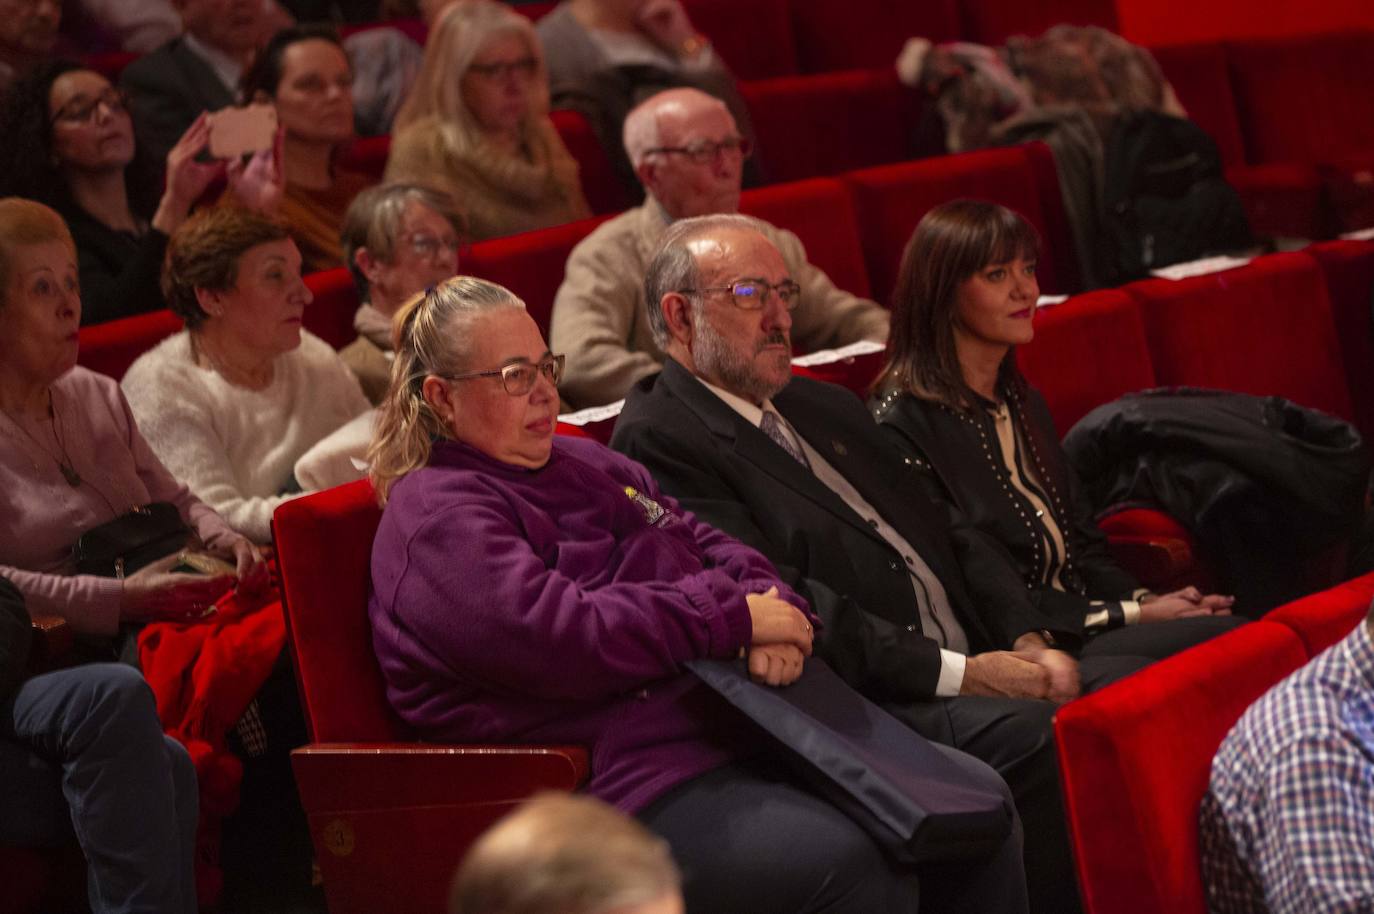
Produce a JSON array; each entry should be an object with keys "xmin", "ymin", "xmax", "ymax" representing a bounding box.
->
[{"xmin": 207, "ymin": 104, "xmax": 277, "ymax": 160}]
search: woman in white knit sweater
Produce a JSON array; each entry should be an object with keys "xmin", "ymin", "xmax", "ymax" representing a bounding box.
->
[{"xmin": 122, "ymin": 207, "xmax": 370, "ymax": 543}]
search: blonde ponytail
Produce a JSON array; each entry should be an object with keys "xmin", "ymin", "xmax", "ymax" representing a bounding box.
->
[{"xmin": 367, "ymin": 277, "xmax": 526, "ymax": 504}]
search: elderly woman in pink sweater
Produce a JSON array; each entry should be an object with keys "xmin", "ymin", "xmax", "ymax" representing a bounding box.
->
[{"xmin": 0, "ymin": 197, "xmax": 265, "ymax": 638}]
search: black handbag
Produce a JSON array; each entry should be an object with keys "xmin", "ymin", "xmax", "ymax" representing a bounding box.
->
[
  {"xmin": 72, "ymin": 502, "xmax": 191, "ymax": 578},
  {"xmin": 688, "ymin": 657, "xmax": 1015, "ymax": 864}
]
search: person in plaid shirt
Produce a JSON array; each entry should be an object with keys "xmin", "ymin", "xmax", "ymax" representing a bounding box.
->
[{"xmin": 1200, "ymin": 603, "xmax": 1374, "ymax": 913}]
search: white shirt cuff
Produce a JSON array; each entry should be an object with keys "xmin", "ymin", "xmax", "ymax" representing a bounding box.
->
[
  {"xmin": 936, "ymin": 649, "xmax": 967, "ymax": 698},
  {"xmin": 1122, "ymin": 600, "xmax": 1141, "ymax": 625}
]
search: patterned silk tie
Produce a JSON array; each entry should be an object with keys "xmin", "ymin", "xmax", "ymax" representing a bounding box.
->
[{"xmin": 760, "ymin": 410, "xmax": 811, "ymax": 469}]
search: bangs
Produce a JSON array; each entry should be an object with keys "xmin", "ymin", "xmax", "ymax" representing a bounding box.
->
[{"xmin": 981, "ymin": 209, "xmax": 1042, "ymax": 267}]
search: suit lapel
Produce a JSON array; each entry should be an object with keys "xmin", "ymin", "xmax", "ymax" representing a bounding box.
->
[
  {"xmin": 173, "ymin": 39, "xmax": 235, "ymax": 111},
  {"xmin": 660, "ymin": 362, "xmax": 890, "ymax": 545}
]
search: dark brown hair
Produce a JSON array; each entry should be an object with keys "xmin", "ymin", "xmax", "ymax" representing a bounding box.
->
[
  {"xmin": 877, "ymin": 199, "xmax": 1041, "ymax": 409},
  {"xmin": 161, "ymin": 206, "xmax": 291, "ymax": 329}
]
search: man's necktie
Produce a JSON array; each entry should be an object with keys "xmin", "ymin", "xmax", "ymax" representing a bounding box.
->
[{"xmin": 761, "ymin": 410, "xmax": 811, "ymax": 469}]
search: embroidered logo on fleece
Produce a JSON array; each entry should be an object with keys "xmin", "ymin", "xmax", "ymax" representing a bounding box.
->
[{"xmin": 624, "ymin": 486, "xmax": 669, "ymax": 526}]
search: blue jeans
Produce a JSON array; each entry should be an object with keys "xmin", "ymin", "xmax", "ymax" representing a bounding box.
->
[{"xmin": 0, "ymin": 663, "xmax": 197, "ymax": 914}]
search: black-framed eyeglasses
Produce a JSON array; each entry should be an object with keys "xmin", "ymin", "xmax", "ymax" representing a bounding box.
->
[
  {"xmin": 437, "ymin": 353, "xmax": 565, "ymax": 396},
  {"xmin": 684, "ymin": 279, "xmax": 801, "ymax": 311},
  {"xmin": 50, "ymin": 88, "xmax": 129, "ymax": 126},
  {"xmin": 644, "ymin": 135, "xmax": 752, "ymax": 166},
  {"xmin": 468, "ymin": 56, "xmax": 538, "ymax": 80}
]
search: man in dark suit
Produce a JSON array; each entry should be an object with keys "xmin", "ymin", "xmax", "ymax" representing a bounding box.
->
[
  {"xmin": 611, "ymin": 215, "xmax": 1149, "ymax": 914},
  {"xmin": 120, "ymin": 0, "xmax": 277, "ymax": 164}
]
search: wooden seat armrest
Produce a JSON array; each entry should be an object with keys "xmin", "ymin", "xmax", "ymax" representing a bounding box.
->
[
  {"xmin": 291, "ymin": 743, "xmax": 589, "ymax": 810},
  {"xmin": 27, "ymin": 613, "xmax": 74, "ymax": 666}
]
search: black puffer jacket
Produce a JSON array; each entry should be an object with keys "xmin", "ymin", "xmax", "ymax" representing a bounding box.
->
[{"xmin": 1063, "ymin": 388, "xmax": 1371, "ymax": 611}]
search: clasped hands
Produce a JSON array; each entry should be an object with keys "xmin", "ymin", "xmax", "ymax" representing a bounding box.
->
[
  {"xmin": 961, "ymin": 632, "xmax": 1081, "ymax": 705},
  {"xmin": 744, "ymin": 586, "xmax": 814, "ymax": 687}
]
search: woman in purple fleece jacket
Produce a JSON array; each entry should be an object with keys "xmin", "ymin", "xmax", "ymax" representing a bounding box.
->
[{"xmin": 364, "ymin": 277, "xmax": 924, "ymax": 914}]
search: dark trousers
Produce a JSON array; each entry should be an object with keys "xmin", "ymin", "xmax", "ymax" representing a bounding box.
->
[
  {"xmin": 1080, "ymin": 614, "xmax": 1247, "ymax": 663},
  {"xmin": 0, "ymin": 663, "xmax": 198, "ymax": 914},
  {"xmin": 639, "ymin": 755, "xmax": 1028, "ymax": 914}
]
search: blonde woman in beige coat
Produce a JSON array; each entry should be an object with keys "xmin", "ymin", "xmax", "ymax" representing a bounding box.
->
[{"xmin": 385, "ymin": 0, "xmax": 591, "ymax": 243}]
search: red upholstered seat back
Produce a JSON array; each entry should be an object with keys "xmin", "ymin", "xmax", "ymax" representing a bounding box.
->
[
  {"xmin": 1303, "ymin": 240, "xmax": 1374, "ymax": 441},
  {"xmin": 845, "ymin": 146, "xmax": 1063, "ymax": 303},
  {"xmin": 741, "ymin": 177, "xmax": 873, "ymax": 299},
  {"xmin": 337, "ymin": 135, "xmax": 392, "ymax": 184},
  {"xmin": 685, "ymin": 0, "xmax": 798, "ymax": 79},
  {"xmin": 78, "ymin": 310, "xmax": 183, "ymax": 381},
  {"xmin": 958, "ymin": 0, "xmax": 1118, "ymax": 45},
  {"xmin": 1017, "ymin": 291, "xmax": 1156, "ymax": 434},
  {"xmin": 1124, "ymin": 253, "xmax": 1355, "ymax": 421},
  {"xmin": 788, "ymin": 0, "xmax": 961, "ymax": 73},
  {"xmin": 463, "ymin": 214, "xmax": 610, "ymax": 340},
  {"xmin": 1055, "ymin": 620, "xmax": 1309, "ymax": 914},
  {"xmin": 1151, "ymin": 42, "xmax": 1247, "ymax": 169},
  {"xmin": 1226, "ymin": 31, "xmax": 1374, "ymax": 165},
  {"xmin": 742, "ymin": 70, "xmax": 921, "ymax": 186},
  {"xmin": 303, "ymin": 268, "xmax": 361, "ymax": 350},
  {"xmin": 550, "ymin": 108, "xmax": 633, "ymax": 216},
  {"xmin": 274, "ymin": 479, "xmax": 407, "ymax": 743},
  {"xmin": 1266, "ymin": 570, "xmax": 1374, "ymax": 658}
]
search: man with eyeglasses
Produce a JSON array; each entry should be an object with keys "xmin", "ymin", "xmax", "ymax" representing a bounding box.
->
[
  {"xmin": 0, "ymin": 0, "xmax": 59, "ymax": 93},
  {"xmin": 550, "ymin": 87, "xmax": 888, "ymax": 409},
  {"xmin": 612, "ymin": 214, "xmax": 1156, "ymax": 914},
  {"xmin": 340, "ymin": 183, "xmax": 465, "ymax": 403}
]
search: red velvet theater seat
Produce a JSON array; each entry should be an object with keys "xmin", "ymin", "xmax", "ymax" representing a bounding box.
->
[
  {"xmin": 844, "ymin": 145, "xmax": 1068, "ymax": 303},
  {"xmin": 1055, "ymin": 619, "xmax": 1309, "ymax": 914},
  {"xmin": 1016, "ymin": 292, "xmax": 1207, "ymax": 591},
  {"xmin": 1017, "ymin": 290, "xmax": 1154, "ymax": 435},
  {"xmin": 685, "ymin": 0, "xmax": 799, "ymax": 80},
  {"xmin": 1302, "ymin": 240, "xmax": 1374, "ymax": 441},
  {"xmin": 958, "ymin": 0, "xmax": 1118, "ymax": 46},
  {"xmin": 1124, "ymin": 252, "xmax": 1355, "ymax": 422},
  {"xmin": 741, "ymin": 177, "xmax": 874, "ymax": 300},
  {"xmin": 1151, "ymin": 42, "xmax": 1329, "ymax": 240},
  {"xmin": 741, "ymin": 70, "xmax": 922, "ymax": 186},
  {"xmin": 336, "ymin": 135, "xmax": 391, "ymax": 184},
  {"xmin": 1227, "ymin": 32, "xmax": 1374, "ymax": 232},
  {"xmin": 1266, "ymin": 570, "xmax": 1374, "ymax": 659},
  {"xmin": 550, "ymin": 108, "xmax": 633, "ymax": 216},
  {"xmin": 273, "ymin": 481, "xmax": 588, "ymax": 914},
  {"xmin": 787, "ymin": 0, "xmax": 961, "ymax": 74},
  {"xmin": 77, "ymin": 309, "xmax": 183, "ymax": 381},
  {"xmin": 462, "ymin": 214, "xmax": 609, "ymax": 339},
  {"xmin": 303, "ymin": 268, "xmax": 361, "ymax": 350}
]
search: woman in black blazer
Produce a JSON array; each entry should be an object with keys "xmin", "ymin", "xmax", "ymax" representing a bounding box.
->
[{"xmin": 872, "ymin": 199, "xmax": 1240, "ymax": 659}]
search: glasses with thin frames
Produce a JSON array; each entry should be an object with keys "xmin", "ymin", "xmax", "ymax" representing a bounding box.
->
[
  {"xmin": 404, "ymin": 232, "xmax": 461, "ymax": 260},
  {"xmin": 438, "ymin": 353, "xmax": 565, "ymax": 396},
  {"xmin": 644, "ymin": 135, "xmax": 752, "ymax": 166},
  {"xmin": 468, "ymin": 56, "xmax": 538, "ymax": 81},
  {"xmin": 686, "ymin": 279, "xmax": 801, "ymax": 311},
  {"xmin": 51, "ymin": 88, "xmax": 129, "ymax": 126}
]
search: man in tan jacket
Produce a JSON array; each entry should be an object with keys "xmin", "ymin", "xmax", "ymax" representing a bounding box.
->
[{"xmin": 549, "ymin": 87, "xmax": 889, "ymax": 408}]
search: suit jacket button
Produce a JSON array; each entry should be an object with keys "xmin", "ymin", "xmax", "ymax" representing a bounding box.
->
[
  {"xmin": 889, "ymin": 560, "xmax": 900, "ymax": 571},
  {"xmin": 905, "ymin": 624, "xmax": 919, "ymax": 632}
]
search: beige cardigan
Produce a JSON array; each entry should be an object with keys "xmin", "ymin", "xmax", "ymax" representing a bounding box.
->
[
  {"xmin": 548, "ymin": 200, "xmax": 891, "ymax": 408},
  {"xmin": 384, "ymin": 115, "xmax": 591, "ymax": 243}
]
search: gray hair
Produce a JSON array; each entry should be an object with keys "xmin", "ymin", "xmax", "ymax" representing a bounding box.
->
[
  {"xmin": 341, "ymin": 183, "xmax": 465, "ymax": 302},
  {"xmin": 622, "ymin": 87, "xmax": 731, "ymax": 170},
  {"xmin": 450, "ymin": 792, "xmax": 681, "ymax": 914},
  {"xmin": 368, "ymin": 275, "xmax": 526, "ymax": 503},
  {"xmin": 643, "ymin": 213, "xmax": 772, "ymax": 348}
]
